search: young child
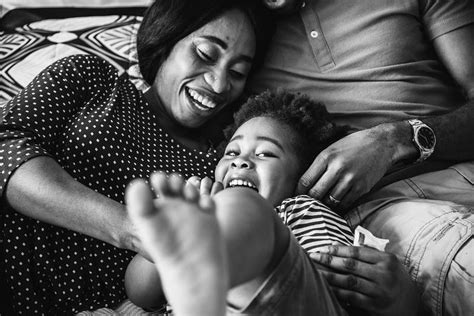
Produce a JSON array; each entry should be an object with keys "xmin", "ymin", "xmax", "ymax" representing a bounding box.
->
[{"xmin": 124, "ymin": 89, "xmax": 353, "ymax": 315}]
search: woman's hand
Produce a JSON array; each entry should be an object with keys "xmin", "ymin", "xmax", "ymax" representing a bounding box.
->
[
  {"xmin": 310, "ymin": 245, "xmax": 420, "ymax": 316},
  {"xmin": 186, "ymin": 176, "xmax": 224, "ymax": 196}
]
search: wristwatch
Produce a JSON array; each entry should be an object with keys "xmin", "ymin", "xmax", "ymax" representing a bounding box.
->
[{"xmin": 407, "ymin": 119, "xmax": 436, "ymax": 163}]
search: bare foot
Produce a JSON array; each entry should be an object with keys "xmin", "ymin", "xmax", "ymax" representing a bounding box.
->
[{"xmin": 125, "ymin": 172, "xmax": 228, "ymax": 316}]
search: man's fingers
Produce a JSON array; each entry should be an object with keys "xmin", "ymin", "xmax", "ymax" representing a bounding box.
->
[
  {"xmin": 322, "ymin": 175, "xmax": 352, "ymax": 210},
  {"xmin": 307, "ymin": 170, "xmax": 338, "ymax": 201},
  {"xmin": 312, "ymin": 250, "xmax": 365, "ymax": 275},
  {"xmin": 330, "ymin": 286, "xmax": 376, "ymax": 313},
  {"xmin": 312, "ymin": 245, "xmax": 384, "ymax": 264},
  {"xmin": 337, "ymin": 186, "xmax": 358, "ymax": 212},
  {"xmin": 319, "ymin": 270, "xmax": 379, "ymax": 297},
  {"xmin": 296, "ymin": 155, "xmax": 327, "ymax": 195}
]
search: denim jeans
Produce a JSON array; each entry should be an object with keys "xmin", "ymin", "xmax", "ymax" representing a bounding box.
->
[
  {"xmin": 346, "ymin": 162, "xmax": 474, "ymax": 316},
  {"xmin": 226, "ymin": 232, "xmax": 348, "ymax": 316}
]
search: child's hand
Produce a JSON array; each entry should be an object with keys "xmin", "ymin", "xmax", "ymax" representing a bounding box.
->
[
  {"xmin": 310, "ymin": 245, "xmax": 420, "ymax": 316},
  {"xmin": 187, "ymin": 176, "xmax": 224, "ymax": 196}
]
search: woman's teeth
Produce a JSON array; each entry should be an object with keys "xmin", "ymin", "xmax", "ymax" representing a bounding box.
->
[
  {"xmin": 228, "ymin": 179, "xmax": 258, "ymax": 191},
  {"xmin": 188, "ymin": 88, "xmax": 217, "ymax": 110}
]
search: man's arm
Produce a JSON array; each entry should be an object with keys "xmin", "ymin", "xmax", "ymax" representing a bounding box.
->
[
  {"xmin": 297, "ymin": 23, "xmax": 474, "ymax": 210},
  {"xmin": 424, "ymin": 23, "xmax": 474, "ymax": 160}
]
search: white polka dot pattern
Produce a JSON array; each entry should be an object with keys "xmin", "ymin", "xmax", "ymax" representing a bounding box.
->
[{"xmin": 0, "ymin": 54, "xmax": 218, "ymax": 314}]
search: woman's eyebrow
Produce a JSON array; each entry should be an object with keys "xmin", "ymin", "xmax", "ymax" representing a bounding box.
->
[
  {"xmin": 200, "ymin": 35, "xmax": 253, "ymax": 63},
  {"xmin": 201, "ymin": 35, "xmax": 228, "ymax": 49}
]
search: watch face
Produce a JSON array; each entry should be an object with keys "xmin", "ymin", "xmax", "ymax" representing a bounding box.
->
[{"xmin": 417, "ymin": 126, "xmax": 436, "ymax": 149}]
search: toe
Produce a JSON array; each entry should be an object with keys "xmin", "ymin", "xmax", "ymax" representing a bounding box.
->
[
  {"xmin": 168, "ymin": 173, "xmax": 186, "ymax": 196},
  {"xmin": 199, "ymin": 177, "xmax": 213, "ymax": 196},
  {"xmin": 183, "ymin": 181, "xmax": 200, "ymax": 202},
  {"xmin": 150, "ymin": 171, "xmax": 171, "ymax": 198},
  {"xmin": 199, "ymin": 195, "xmax": 216, "ymax": 214},
  {"xmin": 126, "ymin": 179, "xmax": 155, "ymax": 217}
]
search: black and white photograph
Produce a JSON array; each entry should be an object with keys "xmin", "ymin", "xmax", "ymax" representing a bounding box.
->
[{"xmin": 1, "ymin": 0, "xmax": 473, "ymax": 315}]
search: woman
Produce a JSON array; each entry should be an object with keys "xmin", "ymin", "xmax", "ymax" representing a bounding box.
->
[{"xmin": 0, "ymin": 0, "xmax": 273, "ymax": 313}]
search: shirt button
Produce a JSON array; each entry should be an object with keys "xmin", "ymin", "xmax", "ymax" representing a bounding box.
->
[{"xmin": 310, "ymin": 30, "xmax": 319, "ymax": 38}]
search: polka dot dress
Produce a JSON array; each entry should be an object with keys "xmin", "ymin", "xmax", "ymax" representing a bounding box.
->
[{"xmin": 0, "ymin": 55, "xmax": 219, "ymax": 314}]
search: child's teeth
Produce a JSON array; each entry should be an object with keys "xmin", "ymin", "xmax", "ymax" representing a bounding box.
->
[{"xmin": 229, "ymin": 179, "xmax": 257, "ymax": 191}]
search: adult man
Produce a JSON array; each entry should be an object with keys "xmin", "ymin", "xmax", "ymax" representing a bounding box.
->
[{"xmin": 253, "ymin": 1, "xmax": 474, "ymax": 315}]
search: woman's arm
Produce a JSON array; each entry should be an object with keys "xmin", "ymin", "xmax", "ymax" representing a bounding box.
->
[
  {"xmin": 1, "ymin": 55, "xmax": 142, "ymax": 253},
  {"xmin": 4, "ymin": 156, "xmax": 138, "ymax": 251}
]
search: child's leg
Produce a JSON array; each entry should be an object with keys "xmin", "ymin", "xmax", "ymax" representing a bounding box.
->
[
  {"xmin": 212, "ymin": 186, "xmax": 290, "ymax": 308},
  {"xmin": 124, "ymin": 203, "xmax": 283, "ymax": 311},
  {"xmin": 126, "ymin": 172, "xmax": 289, "ymax": 315},
  {"xmin": 125, "ymin": 173, "xmax": 228, "ymax": 316},
  {"xmin": 125, "ymin": 254, "xmax": 166, "ymax": 310}
]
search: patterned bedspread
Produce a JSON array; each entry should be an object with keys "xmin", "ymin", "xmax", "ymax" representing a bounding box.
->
[{"xmin": 0, "ymin": 7, "xmax": 148, "ymax": 108}]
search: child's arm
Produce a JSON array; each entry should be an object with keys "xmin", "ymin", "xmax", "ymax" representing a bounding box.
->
[
  {"xmin": 277, "ymin": 195, "xmax": 354, "ymax": 252},
  {"xmin": 310, "ymin": 245, "xmax": 420, "ymax": 316},
  {"xmin": 125, "ymin": 254, "xmax": 166, "ymax": 311}
]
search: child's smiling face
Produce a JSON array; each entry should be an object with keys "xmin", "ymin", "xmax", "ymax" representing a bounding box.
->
[{"xmin": 215, "ymin": 116, "xmax": 302, "ymax": 206}]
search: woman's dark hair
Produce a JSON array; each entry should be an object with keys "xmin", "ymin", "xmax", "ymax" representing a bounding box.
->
[
  {"xmin": 137, "ymin": 0, "xmax": 274, "ymax": 86},
  {"xmin": 222, "ymin": 89, "xmax": 350, "ymax": 173}
]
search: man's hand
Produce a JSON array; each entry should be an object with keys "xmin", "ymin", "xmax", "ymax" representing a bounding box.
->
[
  {"xmin": 311, "ymin": 245, "xmax": 420, "ymax": 316},
  {"xmin": 296, "ymin": 123, "xmax": 415, "ymax": 211}
]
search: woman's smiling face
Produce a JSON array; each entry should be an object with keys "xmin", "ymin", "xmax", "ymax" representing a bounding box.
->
[
  {"xmin": 215, "ymin": 117, "xmax": 302, "ymax": 207},
  {"xmin": 154, "ymin": 8, "xmax": 256, "ymax": 128}
]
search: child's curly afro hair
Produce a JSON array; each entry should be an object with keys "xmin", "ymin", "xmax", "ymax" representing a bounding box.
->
[{"xmin": 222, "ymin": 89, "xmax": 349, "ymax": 173}]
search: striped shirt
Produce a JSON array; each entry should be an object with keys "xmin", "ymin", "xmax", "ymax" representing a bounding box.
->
[{"xmin": 276, "ymin": 195, "xmax": 354, "ymax": 253}]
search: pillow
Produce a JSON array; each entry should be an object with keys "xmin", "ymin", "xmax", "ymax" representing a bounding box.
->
[
  {"xmin": 0, "ymin": 8, "xmax": 148, "ymax": 107},
  {"xmin": 0, "ymin": 0, "xmax": 152, "ymax": 17}
]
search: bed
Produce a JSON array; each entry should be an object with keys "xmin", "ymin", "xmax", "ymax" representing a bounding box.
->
[{"xmin": 0, "ymin": 0, "xmax": 151, "ymax": 108}]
